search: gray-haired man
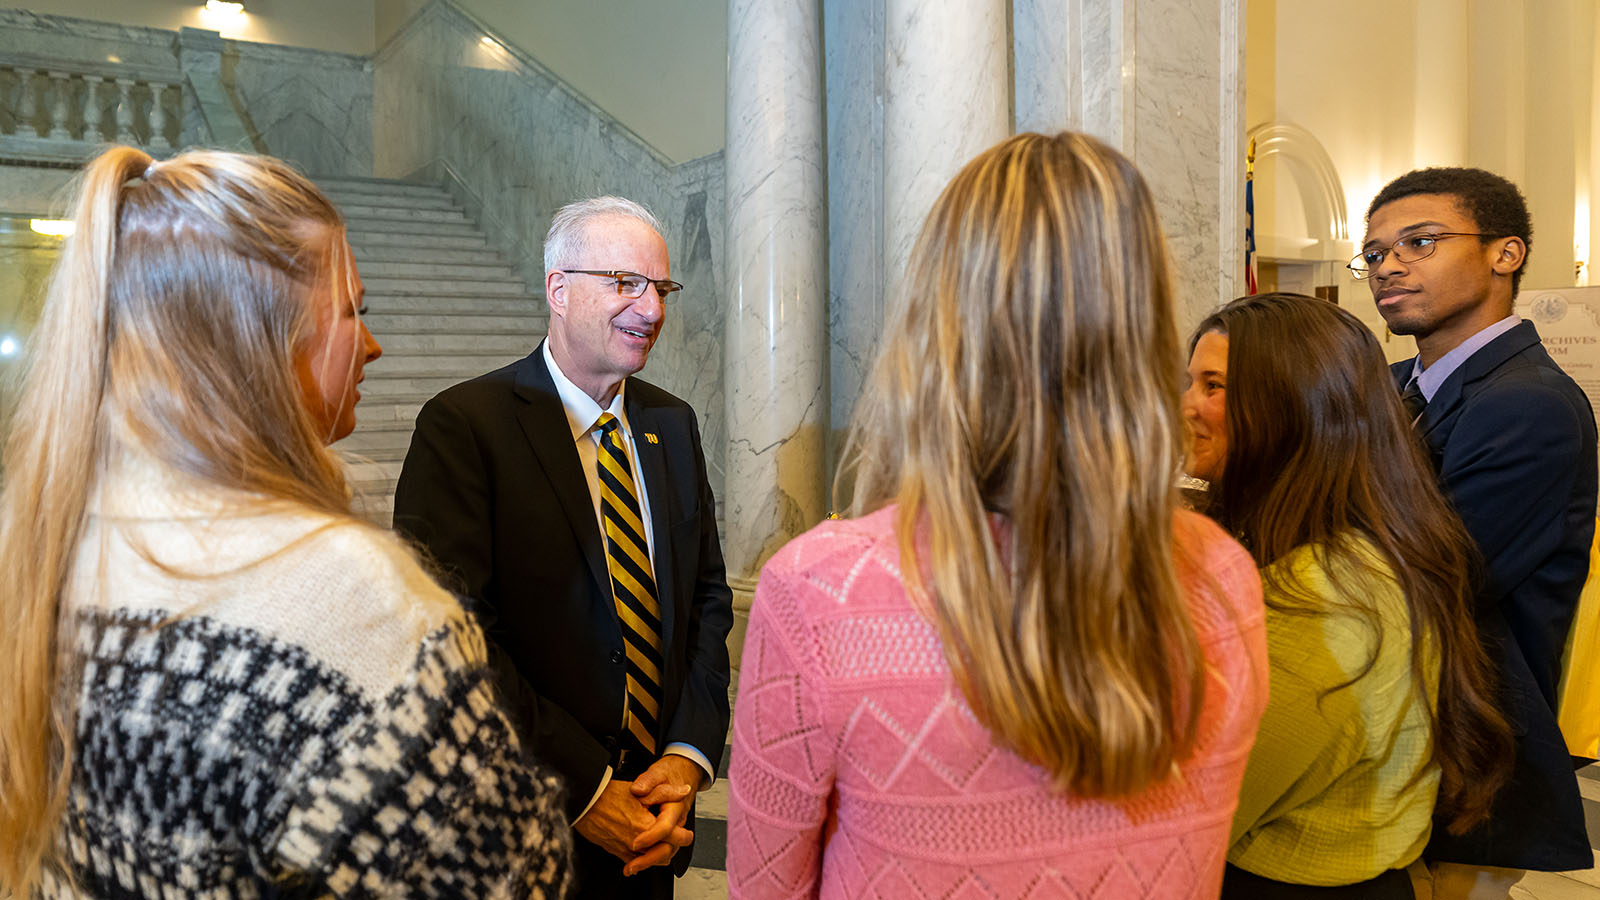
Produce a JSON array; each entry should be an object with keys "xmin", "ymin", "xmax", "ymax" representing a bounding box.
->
[{"xmin": 395, "ymin": 197, "xmax": 732, "ymax": 899}]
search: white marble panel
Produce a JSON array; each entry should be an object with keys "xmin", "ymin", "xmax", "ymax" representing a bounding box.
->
[
  {"xmin": 823, "ymin": 0, "xmax": 884, "ymax": 481},
  {"xmin": 371, "ymin": 2, "xmax": 728, "ymax": 487},
  {"xmin": 722, "ymin": 0, "xmax": 828, "ymax": 587},
  {"xmin": 1078, "ymin": 0, "xmax": 1136, "ymax": 150},
  {"xmin": 226, "ymin": 43, "xmax": 373, "ymax": 175},
  {"xmin": 0, "ymin": 9, "xmax": 181, "ymax": 72},
  {"xmin": 1132, "ymin": 0, "xmax": 1245, "ymax": 330},
  {"xmin": 882, "ymin": 0, "xmax": 1010, "ymax": 304},
  {"xmin": 1014, "ymin": 0, "xmax": 1078, "ymax": 134}
]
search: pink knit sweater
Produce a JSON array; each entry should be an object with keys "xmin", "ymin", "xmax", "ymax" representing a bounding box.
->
[{"xmin": 727, "ymin": 506, "xmax": 1268, "ymax": 899}]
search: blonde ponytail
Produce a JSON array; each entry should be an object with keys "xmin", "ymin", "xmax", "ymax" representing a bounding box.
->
[
  {"xmin": 0, "ymin": 145, "xmax": 375, "ymax": 895},
  {"xmin": 0, "ymin": 147, "xmax": 154, "ymax": 894}
]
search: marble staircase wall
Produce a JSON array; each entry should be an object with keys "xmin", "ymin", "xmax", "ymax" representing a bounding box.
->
[
  {"xmin": 371, "ymin": 1, "xmax": 727, "ymax": 493},
  {"xmin": 0, "ymin": 9, "xmax": 372, "ymax": 177},
  {"xmin": 224, "ymin": 41, "xmax": 373, "ymax": 176}
]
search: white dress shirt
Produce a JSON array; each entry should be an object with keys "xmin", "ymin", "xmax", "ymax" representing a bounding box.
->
[{"xmin": 541, "ymin": 344, "xmax": 714, "ymax": 814}]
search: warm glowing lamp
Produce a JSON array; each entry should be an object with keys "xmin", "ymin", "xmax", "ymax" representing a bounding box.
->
[
  {"xmin": 29, "ymin": 219, "xmax": 74, "ymax": 237},
  {"xmin": 204, "ymin": 1, "xmax": 245, "ymax": 16}
]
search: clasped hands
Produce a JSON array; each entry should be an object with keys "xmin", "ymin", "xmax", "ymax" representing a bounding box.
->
[{"xmin": 574, "ymin": 754, "xmax": 703, "ymax": 876}]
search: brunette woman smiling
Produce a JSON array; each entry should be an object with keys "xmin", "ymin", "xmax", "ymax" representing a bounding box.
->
[{"xmin": 1183, "ymin": 293, "xmax": 1512, "ymax": 900}]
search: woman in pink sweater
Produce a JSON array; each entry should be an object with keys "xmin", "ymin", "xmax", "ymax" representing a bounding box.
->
[{"xmin": 726, "ymin": 132, "xmax": 1271, "ymax": 899}]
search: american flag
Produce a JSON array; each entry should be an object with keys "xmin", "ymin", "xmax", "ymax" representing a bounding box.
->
[{"xmin": 1245, "ymin": 138, "xmax": 1258, "ymax": 295}]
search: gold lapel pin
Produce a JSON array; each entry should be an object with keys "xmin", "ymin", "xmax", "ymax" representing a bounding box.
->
[{"xmin": 645, "ymin": 433, "xmax": 659, "ymax": 444}]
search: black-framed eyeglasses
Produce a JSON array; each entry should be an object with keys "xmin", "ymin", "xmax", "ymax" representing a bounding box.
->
[
  {"xmin": 563, "ymin": 269, "xmax": 683, "ymax": 300},
  {"xmin": 1347, "ymin": 232, "xmax": 1496, "ymax": 280}
]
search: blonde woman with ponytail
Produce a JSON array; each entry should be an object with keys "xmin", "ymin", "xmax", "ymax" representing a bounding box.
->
[
  {"xmin": 0, "ymin": 146, "xmax": 569, "ymax": 898},
  {"xmin": 725, "ymin": 132, "xmax": 1271, "ymax": 899}
]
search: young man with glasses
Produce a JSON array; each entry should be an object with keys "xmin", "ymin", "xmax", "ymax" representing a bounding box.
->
[
  {"xmin": 394, "ymin": 196, "xmax": 731, "ymax": 900},
  {"xmin": 1356, "ymin": 168, "xmax": 1596, "ymax": 897}
]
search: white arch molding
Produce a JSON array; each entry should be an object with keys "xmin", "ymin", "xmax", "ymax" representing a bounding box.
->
[{"xmin": 1248, "ymin": 122, "xmax": 1352, "ymax": 260}]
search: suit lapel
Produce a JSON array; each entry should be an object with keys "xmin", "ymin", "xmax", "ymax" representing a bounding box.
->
[
  {"xmin": 625, "ymin": 388, "xmax": 678, "ymax": 647},
  {"xmin": 1417, "ymin": 321, "xmax": 1542, "ymax": 440},
  {"xmin": 514, "ymin": 345, "xmax": 610, "ymax": 598}
]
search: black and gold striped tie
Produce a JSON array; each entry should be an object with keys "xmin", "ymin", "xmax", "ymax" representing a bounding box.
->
[{"xmin": 595, "ymin": 413, "xmax": 662, "ymax": 757}]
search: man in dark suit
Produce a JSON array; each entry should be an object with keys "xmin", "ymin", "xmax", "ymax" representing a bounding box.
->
[
  {"xmin": 1358, "ymin": 168, "xmax": 1596, "ymax": 896},
  {"xmin": 393, "ymin": 197, "xmax": 732, "ymax": 899}
]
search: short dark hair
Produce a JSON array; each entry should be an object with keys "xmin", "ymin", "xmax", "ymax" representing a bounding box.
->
[{"xmin": 1366, "ymin": 167, "xmax": 1533, "ymax": 295}]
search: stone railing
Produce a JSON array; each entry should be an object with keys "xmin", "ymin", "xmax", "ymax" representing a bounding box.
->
[{"xmin": 1, "ymin": 53, "xmax": 184, "ymax": 162}]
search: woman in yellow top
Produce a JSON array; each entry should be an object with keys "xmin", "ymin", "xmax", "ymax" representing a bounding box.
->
[{"xmin": 1181, "ymin": 293, "xmax": 1513, "ymax": 899}]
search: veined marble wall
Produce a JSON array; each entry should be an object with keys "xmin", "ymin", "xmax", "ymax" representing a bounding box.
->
[
  {"xmin": 822, "ymin": 0, "xmax": 1247, "ymax": 469},
  {"xmin": 822, "ymin": 0, "xmax": 883, "ymax": 477},
  {"xmin": 0, "ymin": 9, "xmax": 372, "ymax": 176},
  {"xmin": 226, "ymin": 41, "xmax": 373, "ymax": 176},
  {"xmin": 372, "ymin": 0, "xmax": 727, "ymax": 490}
]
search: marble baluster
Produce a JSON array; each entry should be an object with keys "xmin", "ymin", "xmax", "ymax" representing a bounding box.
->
[
  {"xmin": 47, "ymin": 71, "xmax": 71, "ymax": 140},
  {"xmin": 82, "ymin": 75, "xmax": 103, "ymax": 143},
  {"xmin": 114, "ymin": 78, "xmax": 135, "ymax": 143},
  {"xmin": 148, "ymin": 82, "xmax": 170, "ymax": 150},
  {"xmin": 17, "ymin": 69, "xmax": 41, "ymax": 137},
  {"xmin": 883, "ymin": 0, "xmax": 1009, "ymax": 290},
  {"xmin": 723, "ymin": 0, "xmax": 828, "ymax": 661}
]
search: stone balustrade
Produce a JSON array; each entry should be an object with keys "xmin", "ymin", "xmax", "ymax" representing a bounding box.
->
[{"xmin": 1, "ymin": 54, "xmax": 183, "ymax": 161}]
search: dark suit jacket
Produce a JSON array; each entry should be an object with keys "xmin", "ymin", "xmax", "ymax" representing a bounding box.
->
[
  {"xmin": 392, "ymin": 344, "xmax": 733, "ymax": 888},
  {"xmin": 1393, "ymin": 320, "xmax": 1595, "ymax": 870}
]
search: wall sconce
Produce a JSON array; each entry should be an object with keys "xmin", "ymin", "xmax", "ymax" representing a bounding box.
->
[
  {"xmin": 29, "ymin": 219, "xmax": 74, "ymax": 237},
  {"xmin": 204, "ymin": 1, "xmax": 245, "ymax": 16}
]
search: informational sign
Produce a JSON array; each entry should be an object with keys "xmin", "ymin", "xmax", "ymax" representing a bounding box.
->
[
  {"xmin": 1517, "ymin": 286, "xmax": 1600, "ymax": 514},
  {"xmin": 1518, "ymin": 287, "xmax": 1600, "ymax": 414}
]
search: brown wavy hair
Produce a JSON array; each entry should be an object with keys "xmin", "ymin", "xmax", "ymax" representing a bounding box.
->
[
  {"xmin": 840, "ymin": 131, "xmax": 1204, "ymax": 797},
  {"xmin": 1193, "ymin": 291, "xmax": 1513, "ymax": 833}
]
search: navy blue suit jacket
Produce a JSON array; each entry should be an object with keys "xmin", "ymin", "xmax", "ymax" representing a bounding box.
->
[{"xmin": 1394, "ymin": 320, "xmax": 1595, "ymax": 869}]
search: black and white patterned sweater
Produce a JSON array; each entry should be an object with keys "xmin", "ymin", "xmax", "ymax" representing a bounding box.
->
[{"xmin": 41, "ymin": 461, "xmax": 571, "ymax": 898}]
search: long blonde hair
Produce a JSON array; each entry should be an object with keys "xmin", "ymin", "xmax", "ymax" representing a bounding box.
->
[
  {"xmin": 841, "ymin": 131, "xmax": 1202, "ymax": 797},
  {"xmin": 0, "ymin": 146, "xmax": 365, "ymax": 894}
]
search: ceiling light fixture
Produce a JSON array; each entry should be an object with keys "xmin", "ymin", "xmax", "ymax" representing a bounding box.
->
[{"xmin": 204, "ymin": 1, "xmax": 245, "ymax": 16}]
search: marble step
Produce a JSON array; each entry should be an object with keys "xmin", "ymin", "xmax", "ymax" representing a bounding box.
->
[
  {"xmin": 338, "ymin": 425, "xmax": 416, "ymax": 454},
  {"xmin": 359, "ymin": 260, "xmax": 516, "ymax": 281},
  {"xmin": 378, "ymin": 332, "xmax": 539, "ymax": 353},
  {"xmin": 362, "ymin": 277, "xmax": 526, "ymax": 297},
  {"xmin": 349, "ymin": 492, "xmax": 394, "ymax": 527},
  {"xmin": 345, "ymin": 217, "xmax": 483, "ymax": 238},
  {"xmin": 346, "ymin": 445, "xmax": 408, "ymax": 463},
  {"xmin": 351, "ymin": 230, "xmax": 489, "ymax": 251},
  {"xmin": 363, "ymin": 312, "xmax": 545, "ymax": 332},
  {"xmin": 364, "ymin": 294, "xmax": 544, "ymax": 315},
  {"xmin": 355, "ymin": 394, "xmax": 433, "ymax": 425},
  {"xmin": 339, "ymin": 204, "xmax": 467, "ymax": 224},
  {"xmin": 327, "ymin": 190, "xmax": 458, "ymax": 212},
  {"xmin": 367, "ymin": 353, "xmax": 525, "ymax": 378},
  {"xmin": 316, "ymin": 177, "xmax": 451, "ymax": 199},
  {"xmin": 355, "ymin": 244, "xmax": 504, "ymax": 265},
  {"xmin": 358, "ymin": 375, "xmax": 480, "ymax": 397},
  {"xmin": 339, "ymin": 457, "xmax": 405, "ymax": 483}
]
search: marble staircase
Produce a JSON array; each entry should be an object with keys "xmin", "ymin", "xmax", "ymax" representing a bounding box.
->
[{"xmin": 320, "ymin": 175, "xmax": 545, "ymax": 524}]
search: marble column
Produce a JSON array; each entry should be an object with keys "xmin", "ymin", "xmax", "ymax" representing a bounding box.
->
[
  {"xmin": 1014, "ymin": 0, "xmax": 1246, "ymax": 328},
  {"xmin": 883, "ymin": 0, "xmax": 1010, "ymax": 288},
  {"xmin": 723, "ymin": 0, "xmax": 828, "ymax": 664}
]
